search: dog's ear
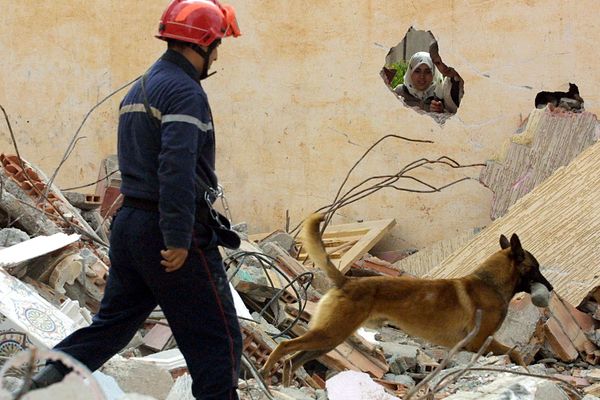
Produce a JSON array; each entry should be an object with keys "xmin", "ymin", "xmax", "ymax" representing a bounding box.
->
[
  {"xmin": 499, "ymin": 234, "xmax": 510, "ymax": 249},
  {"xmin": 510, "ymin": 234, "xmax": 525, "ymax": 262}
]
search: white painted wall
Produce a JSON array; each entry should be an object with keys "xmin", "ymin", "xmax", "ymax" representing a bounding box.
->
[{"xmin": 1, "ymin": 0, "xmax": 598, "ymax": 250}]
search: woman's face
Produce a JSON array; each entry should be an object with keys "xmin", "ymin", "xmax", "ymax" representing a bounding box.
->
[{"xmin": 411, "ymin": 64, "xmax": 433, "ymax": 91}]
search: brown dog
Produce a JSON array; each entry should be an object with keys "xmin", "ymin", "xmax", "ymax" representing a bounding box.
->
[{"xmin": 261, "ymin": 213, "xmax": 553, "ymax": 384}]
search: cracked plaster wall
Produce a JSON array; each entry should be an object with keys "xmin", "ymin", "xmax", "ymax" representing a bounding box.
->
[{"xmin": 0, "ymin": 0, "xmax": 599, "ymax": 250}]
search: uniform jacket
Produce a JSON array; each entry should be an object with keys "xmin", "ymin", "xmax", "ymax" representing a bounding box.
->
[{"xmin": 118, "ymin": 50, "xmax": 218, "ymax": 249}]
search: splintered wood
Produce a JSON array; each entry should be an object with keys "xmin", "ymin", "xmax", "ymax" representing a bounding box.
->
[
  {"xmin": 250, "ymin": 218, "xmax": 396, "ymax": 275},
  {"xmin": 298, "ymin": 218, "xmax": 396, "ymax": 274}
]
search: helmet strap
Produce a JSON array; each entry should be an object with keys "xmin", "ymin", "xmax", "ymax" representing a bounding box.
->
[{"xmin": 189, "ymin": 40, "xmax": 221, "ymax": 80}]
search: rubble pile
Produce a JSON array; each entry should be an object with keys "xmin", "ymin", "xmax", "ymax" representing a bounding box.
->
[{"xmin": 1, "ymin": 141, "xmax": 599, "ymax": 399}]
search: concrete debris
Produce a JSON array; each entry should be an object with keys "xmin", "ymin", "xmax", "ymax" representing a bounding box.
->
[
  {"xmin": 0, "ymin": 232, "xmax": 80, "ymax": 270},
  {"xmin": 101, "ymin": 355, "xmax": 174, "ymax": 400},
  {"xmin": 92, "ymin": 371, "xmax": 126, "ymax": 400},
  {"xmin": 13, "ymin": 374, "xmax": 102, "ymax": 400},
  {"xmin": 0, "ymin": 154, "xmax": 110, "ymax": 312},
  {"xmin": 494, "ymin": 293, "xmax": 545, "ymax": 364},
  {"xmin": 165, "ymin": 373, "xmax": 194, "ymax": 400},
  {"xmin": 257, "ymin": 230, "xmax": 296, "ymax": 254},
  {"xmin": 0, "ymin": 228, "xmax": 29, "ymax": 248},
  {"xmin": 63, "ymin": 191, "xmax": 102, "ymax": 211},
  {"xmin": 132, "ymin": 349, "xmax": 188, "ymax": 377},
  {"xmin": 380, "ymin": 343, "xmax": 419, "ymax": 374},
  {"xmin": 443, "ymin": 374, "xmax": 570, "ymax": 400},
  {"xmin": 326, "ymin": 371, "xmax": 397, "ymax": 400},
  {"xmin": 1, "ymin": 134, "xmax": 599, "ymax": 400},
  {"xmin": 60, "ymin": 298, "xmax": 93, "ymax": 328},
  {"xmin": 558, "ymin": 97, "xmax": 584, "ymax": 112},
  {"xmin": 382, "ymin": 373, "xmax": 416, "ymax": 388}
]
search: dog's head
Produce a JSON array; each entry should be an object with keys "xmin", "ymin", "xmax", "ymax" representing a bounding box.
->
[{"xmin": 500, "ymin": 233, "xmax": 553, "ymax": 295}]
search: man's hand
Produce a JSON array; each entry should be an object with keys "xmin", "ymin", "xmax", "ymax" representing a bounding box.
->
[{"xmin": 160, "ymin": 247, "xmax": 189, "ymax": 272}]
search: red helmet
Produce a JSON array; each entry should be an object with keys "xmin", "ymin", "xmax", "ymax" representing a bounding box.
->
[{"xmin": 156, "ymin": 0, "xmax": 241, "ymax": 47}]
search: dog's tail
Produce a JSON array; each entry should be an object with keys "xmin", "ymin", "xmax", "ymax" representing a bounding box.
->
[{"xmin": 302, "ymin": 213, "xmax": 347, "ymax": 288}]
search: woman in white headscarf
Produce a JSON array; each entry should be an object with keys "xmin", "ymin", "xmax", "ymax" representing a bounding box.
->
[{"xmin": 394, "ymin": 51, "xmax": 462, "ymax": 113}]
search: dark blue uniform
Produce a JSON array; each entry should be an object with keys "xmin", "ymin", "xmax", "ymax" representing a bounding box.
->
[{"xmin": 52, "ymin": 50, "xmax": 242, "ymax": 400}]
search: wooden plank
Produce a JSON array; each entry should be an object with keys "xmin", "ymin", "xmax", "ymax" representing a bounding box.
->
[
  {"xmin": 251, "ymin": 218, "xmax": 395, "ymax": 275},
  {"xmin": 321, "ymin": 236, "xmax": 363, "ymax": 246},
  {"xmin": 298, "ymin": 239, "xmax": 359, "ymax": 260},
  {"xmin": 321, "ymin": 230, "xmax": 369, "ymax": 239},
  {"xmin": 332, "ymin": 219, "xmax": 396, "ymax": 274}
]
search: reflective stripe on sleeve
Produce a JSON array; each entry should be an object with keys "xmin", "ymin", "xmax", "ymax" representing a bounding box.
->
[
  {"xmin": 119, "ymin": 104, "xmax": 213, "ymax": 133},
  {"xmin": 162, "ymin": 114, "xmax": 213, "ymax": 133},
  {"xmin": 119, "ymin": 103, "xmax": 162, "ymax": 119}
]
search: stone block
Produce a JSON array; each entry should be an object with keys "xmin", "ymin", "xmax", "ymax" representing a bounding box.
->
[
  {"xmin": 495, "ymin": 292, "xmax": 545, "ymax": 363},
  {"xmin": 101, "ymin": 354, "xmax": 174, "ymax": 400},
  {"xmin": 257, "ymin": 230, "xmax": 296, "ymax": 254},
  {"xmin": 379, "ymin": 342, "xmax": 419, "ymax": 374},
  {"xmin": 0, "ymin": 228, "xmax": 29, "ymax": 248}
]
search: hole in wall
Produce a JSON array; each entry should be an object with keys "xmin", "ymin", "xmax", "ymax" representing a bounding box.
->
[
  {"xmin": 534, "ymin": 83, "xmax": 584, "ymax": 112},
  {"xmin": 381, "ymin": 27, "xmax": 464, "ymax": 124}
]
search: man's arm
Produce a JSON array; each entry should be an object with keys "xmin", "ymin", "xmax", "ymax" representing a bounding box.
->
[{"xmin": 157, "ymin": 90, "xmax": 208, "ymax": 269}]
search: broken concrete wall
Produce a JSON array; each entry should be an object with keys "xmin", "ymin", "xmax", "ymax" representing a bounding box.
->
[
  {"xmin": 481, "ymin": 109, "xmax": 599, "ymax": 219},
  {"xmin": 427, "ymin": 141, "xmax": 600, "ymax": 307},
  {"xmin": 1, "ymin": 1, "xmax": 599, "ymax": 251}
]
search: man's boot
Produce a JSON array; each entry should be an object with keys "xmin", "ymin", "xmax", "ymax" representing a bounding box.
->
[{"xmin": 30, "ymin": 363, "xmax": 67, "ymax": 389}]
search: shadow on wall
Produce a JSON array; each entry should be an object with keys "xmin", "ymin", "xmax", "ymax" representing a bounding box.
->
[{"xmin": 381, "ymin": 28, "xmax": 464, "ymax": 125}]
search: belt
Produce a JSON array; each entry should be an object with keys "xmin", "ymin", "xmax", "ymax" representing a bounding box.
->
[
  {"xmin": 122, "ymin": 196, "xmax": 213, "ymax": 223},
  {"xmin": 122, "ymin": 197, "xmax": 240, "ymax": 249}
]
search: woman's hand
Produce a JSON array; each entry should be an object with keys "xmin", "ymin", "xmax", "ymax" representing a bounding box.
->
[
  {"xmin": 430, "ymin": 99, "xmax": 444, "ymax": 113},
  {"xmin": 161, "ymin": 248, "xmax": 189, "ymax": 272}
]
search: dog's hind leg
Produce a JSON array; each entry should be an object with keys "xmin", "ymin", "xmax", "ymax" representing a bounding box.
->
[{"xmin": 261, "ymin": 328, "xmax": 351, "ymax": 379}]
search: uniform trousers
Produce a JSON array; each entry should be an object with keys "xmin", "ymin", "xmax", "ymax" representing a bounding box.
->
[{"xmin": 52, "ymin": 206, "xmax": 242, "ymax": 400}]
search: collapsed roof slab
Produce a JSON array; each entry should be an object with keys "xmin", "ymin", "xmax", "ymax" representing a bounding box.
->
[
  {"xmin": 393, "ymin": 228, "xmax": 480, "ymax": 277},
  {"xmin": 481, "ymin": 108, "xmax": 599, "ymax": 220},
  {"xmin": 427, "ymin": 140, "xmax": 600, "ymax": 306}
]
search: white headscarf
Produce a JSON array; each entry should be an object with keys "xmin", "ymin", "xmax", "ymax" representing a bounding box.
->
[{"xmin": 403, "ymin": 51, "xmax": 443, "ymax": 100}]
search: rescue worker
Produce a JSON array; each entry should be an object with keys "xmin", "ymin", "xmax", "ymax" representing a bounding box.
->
[{"xmin": 31, "ymin": 1, "xmax": 243, "ymax": 399}]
